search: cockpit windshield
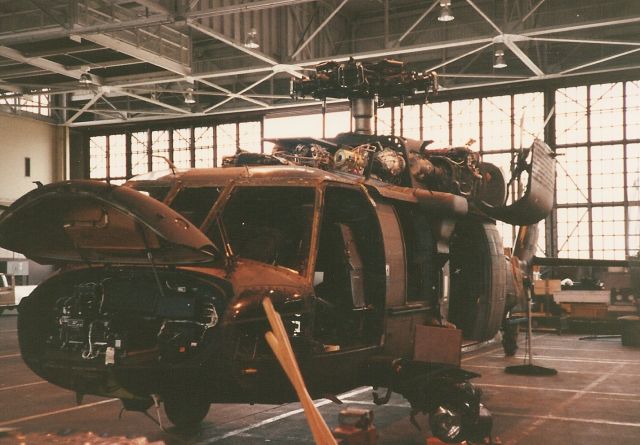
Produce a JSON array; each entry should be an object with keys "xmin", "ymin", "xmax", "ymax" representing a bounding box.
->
[
  {"xmin": 169, "ymin": 187, "xmax": 223, "ymax": 228},
  {"xmin": 211, "ymin": 186, "xmax": 315, "ymax": 274}
]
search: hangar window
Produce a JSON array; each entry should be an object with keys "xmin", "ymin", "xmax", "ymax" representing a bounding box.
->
[
  {"xmin": 514, "ymin": 93, "xmax": 545, "ymax": 149},
  {"xmin": 194, "ymin": 126, "xmax": 214, "ymax": 167},
  {"xmin": 151, "ymin": 130, "xmax": 171, "ymax": 171},
  {"xmin": 131, "ymin": 131, "xmax": 150, "ymax": 175},
  {"xmin": 402, "ymin": 105, "xmax": 421, "ymax": 139},
  {"xmin": 87, "ymin": 120, "xmax": 263, "ymax": 181},
  {"xmin": 173, "ymin": 128, "xmax": 192, "ymax": 169},
  {"xmin": 239, "ymin": 121, "xmax": 262, "ymax": 153},
  {"xmin": 423, "ymin": 102, "xmax": 450, "ymax": 147},
  {"xmin": 216, "ymin": 123, "xmax": 238, "ymax": 165},
  {"xmin": 1, "ymin": 90, "xmax": 50, "ymax": 116},
  {"xmin": 452, "ymin": 99, "xmax": 480, "ymax": 147},
  {"xmin": 377, "ymin": 107, "xmax": 392, "ymax": 134},
  {"xmin": 555, "ymin": 81, "xmax": 640, "ymax": 260},
  {"xmin": 89, "ymin": 134, "xmax": 126, "ymax": 183},
  {"xmin": 89, "ymin": 136, "xmax": 107, "ymax": 179}
]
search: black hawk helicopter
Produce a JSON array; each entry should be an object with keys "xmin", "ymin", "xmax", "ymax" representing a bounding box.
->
[{"xmin": 0, "ymin": 58, "xmax": 555, "ymax": 443}]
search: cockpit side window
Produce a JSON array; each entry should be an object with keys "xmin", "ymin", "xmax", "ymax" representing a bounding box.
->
[
  {"xmin": 214, "ymin": 186, "xmax": 315, "ymax": 274},
  {"xmin": 169, "ymin": 187, "xmax": 222, "ymax": 228},
  {"xmin": 128, "ymin": 184, "xmax": 171, "ymax": 202}
]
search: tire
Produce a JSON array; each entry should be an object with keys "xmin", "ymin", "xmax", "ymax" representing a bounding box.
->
[
  {"xmin": 164, "ymin": 395, "xmax": 210, "ymax": 429},
  {"xmin": 448, "ymin": 220, "xmax": 506, "ymax": 341}
]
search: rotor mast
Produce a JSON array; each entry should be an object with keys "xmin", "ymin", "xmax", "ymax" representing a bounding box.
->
[{"xmin": 291, "ymin": 58, "xmax": 438, "ymax": 135}]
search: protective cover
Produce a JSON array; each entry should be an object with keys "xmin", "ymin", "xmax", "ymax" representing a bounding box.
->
[
  {"xmin": 0, "ymin": 180, "xmax": 217, "ymax": 265},
  {"xmin": 480, "ymin": 140, "xmax": 555, "ymax": 226}
]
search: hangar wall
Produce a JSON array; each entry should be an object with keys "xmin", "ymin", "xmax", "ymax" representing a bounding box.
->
[
  {"xmin": 0, "ymin": 113, "xmax": 65, "ymax": 205},
  {"xmin": 0, "ymin": 112, "xmax": 66, "ymax": 284}
]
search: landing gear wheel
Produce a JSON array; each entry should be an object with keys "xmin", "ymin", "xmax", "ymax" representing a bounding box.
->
[
  {"xmin": 164, "ymin": 395, "xmax": 210, "ymax": 429},
  {"xmin": 429, "ymin": 405, "xmax": 464, "ymax": 443}
]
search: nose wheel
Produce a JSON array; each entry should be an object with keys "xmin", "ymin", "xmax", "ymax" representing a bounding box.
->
[{"xmin": 163, "ymin": 394, "xmax": 210, "ymax": 430}]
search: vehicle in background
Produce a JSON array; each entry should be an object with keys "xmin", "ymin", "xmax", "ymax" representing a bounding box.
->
[{"xmin": 0, "ymin": 272, "xmax": 16, "ymax": 315}]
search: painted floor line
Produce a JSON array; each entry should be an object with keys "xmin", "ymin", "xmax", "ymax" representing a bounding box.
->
[
  {"xmin": 0, "ymin": 399, "xmax": 118, "ymax": 427},
  {"xmin": 461, "ymin": 334, "xmax": 550, "ymax": 363},
  {"xmin": 0, "ymin": 381, "xmax": 46, "ymax": 392},
  {"xmin": 490, "ymin": 354, "xmax": 640, "ymax": 365},
  {"xmin": 478, "ymin": 382, "xmax": 640, "ymax": 398},
  {"xmin": 0, "ymin": 353, "xmax": 20, "ymax": 359},
  {"xmin": 466, "ymin": 363, "xmax": 640, "ymax": 377},
  {"xmin": 202, "ymin": 386, "xmax": 372, "ymax": 444},
  {"xmin": 340, "ymin": 399, "xmax": 410, "ymax": 409},
  {"xmin": 595, "ymin": 396, "xmax": 640, "ymax": 403},
  {"xmin": 493, "ymin": 410, "xmax": 640, "ymax": 428},
  {"xmin": 534, "ymin": 345, "xmax": 628, "ymax": 353}
]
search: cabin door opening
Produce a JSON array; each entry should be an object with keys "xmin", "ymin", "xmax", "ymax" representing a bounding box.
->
[{"xmin": 312, "ymin": 186, "xmax": 385, "ymax": 349}]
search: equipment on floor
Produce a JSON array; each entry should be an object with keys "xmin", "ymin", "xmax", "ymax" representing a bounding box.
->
[{"xmin": 505, "ymin": 281, "xmax": 557, "ymax": 376}]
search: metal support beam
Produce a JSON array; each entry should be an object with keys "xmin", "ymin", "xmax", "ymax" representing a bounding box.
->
[
  {"xmin": 187, "ymin": 20, "xmax": 279, "ymax": 66},
  {"xmin": 0, "ymin": 15, "xmax": 176, "ymax": 45},
  {"xmin": 518, "ymin": 0, "xmax": 547, "ymax": 26},
  {"xmin": 502, "ymin": 34, "xmax": 544, "ymax": 76},
  {"xmin": 523, "ymin": 16, "xmax": 640, "ymax": 37},
  {"xmin": 81, "ymin": 34, "xmax": 190, "ymax": 76},
  {"xmin": 117, "ymin": 89, "xmax": 191, "ymax": 114},
  {"xmin": 528, "ymin": 37, "xmax": 640, "ymax": 47},
  {"xmin": 189, "ymin": 0, "xmax": 318, "ymax": 18},
  {"xmin": 66, "ymin": 90, "xmax": 103, "ymax": 124},
  {"xmin": 396, "ymin": 0, "xmax": 439, "ymax": 46},
  {"xmin": 290, "ymin": 0, "xmax": 349, "ymax": 59},
  {"xmin": 465, "ymin": 0, "xmax": 502, "ymax": 34},
  {"xmin": 134, "ymin": 0, "xmax": 171, "ymax": 14},
  {"xmin": 204, "ymin": 72, "xmax": 275, "ymax": 113},
  {"xmin": 0, "ymin": 46, "xmax": 85, "ymax": 79},
  {"xmin": 426, "ymin": 43, "xmax": 493, "ymax": 72},
  {"xmin": 560, "ymin": 47, "xmax": 640, "ymax": 75},
  {"xmin": 0, "ymin": 80, "xmax": 24, "ymax": 94},
  {"xmin": 198, "ymin": 79, "xmax": 269, "ymax": 108}
]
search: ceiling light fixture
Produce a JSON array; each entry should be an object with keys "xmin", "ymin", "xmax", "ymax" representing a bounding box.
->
[
  {"xmin": 493, "ymin": 49, "xmax": 507, "ymax": 69},
  {"xmin": 79, "ymin": 70, "xmax": 100, "ymax": 86},
  {"xmin": 244, "ymin": 28, "xmax": 260, "ymax": 49},
  {"xmin": 79, "ymin": 72, "xmax": 93, "ymax": 85},
  {"xmin": 438, "ymin": 0, "xmax": 454, "ymax": 22},
  {"xmin": 184, "ymin": 88, "xmax": 196, "ymax": 104}
]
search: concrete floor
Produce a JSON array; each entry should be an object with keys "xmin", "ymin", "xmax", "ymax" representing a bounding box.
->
[{"xmin": 1, "ymin": 311, "xmax": 640, "ymax": 444}]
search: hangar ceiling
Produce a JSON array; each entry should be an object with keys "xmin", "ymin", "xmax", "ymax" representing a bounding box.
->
[{"xmin": 0, "ymin": 0, "xmax": 638, "ymax": 126}]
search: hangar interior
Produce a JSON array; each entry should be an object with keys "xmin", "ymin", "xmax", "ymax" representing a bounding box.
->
[{"xmin": 0, "ymin": 1, "xmax": 639, "ymax": 444}]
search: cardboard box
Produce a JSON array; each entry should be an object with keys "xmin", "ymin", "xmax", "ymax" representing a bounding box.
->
[
  {"xmin": 533, "ymin": 279, "xmax": 562, "ymax": 295},
  {"xmin": 413, "ymin": 325, "xmax": 462, "ymax": 366},
  {"xmin": 553, "ymin": 290, "xmax": 609, "ymax": 304},
  {"xmin": 569, "ymin": 303, "xmax": 608, "ymax": 320}
]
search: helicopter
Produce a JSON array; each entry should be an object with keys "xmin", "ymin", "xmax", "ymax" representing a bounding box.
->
[{"xmin": 0, "ymin": 58, "xmax": 555, "ymax": 443}]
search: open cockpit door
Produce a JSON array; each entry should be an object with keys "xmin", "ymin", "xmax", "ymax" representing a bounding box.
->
[
  {"xmin": 479, "ymin": 140, "xmax": 555, "ymax": 226},
  {"xmin": 0, "ymin": 180, "xmax": 217, "ymax": 265}
]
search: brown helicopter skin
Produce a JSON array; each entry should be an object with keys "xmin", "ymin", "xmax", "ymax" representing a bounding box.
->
[{"xmin": 0, "ymin": 136, "xmax": 554, "ymax": 439}]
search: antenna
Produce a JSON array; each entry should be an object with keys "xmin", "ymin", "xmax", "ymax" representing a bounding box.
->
[{"xmin": 152, "ymin": 155, "xmax": 177, "ymax": 175}]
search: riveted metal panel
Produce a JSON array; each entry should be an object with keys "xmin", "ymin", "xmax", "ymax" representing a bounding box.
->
[{"xmin": 374, "ymin": 201, "xmax": 406, "ymax": 308}]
